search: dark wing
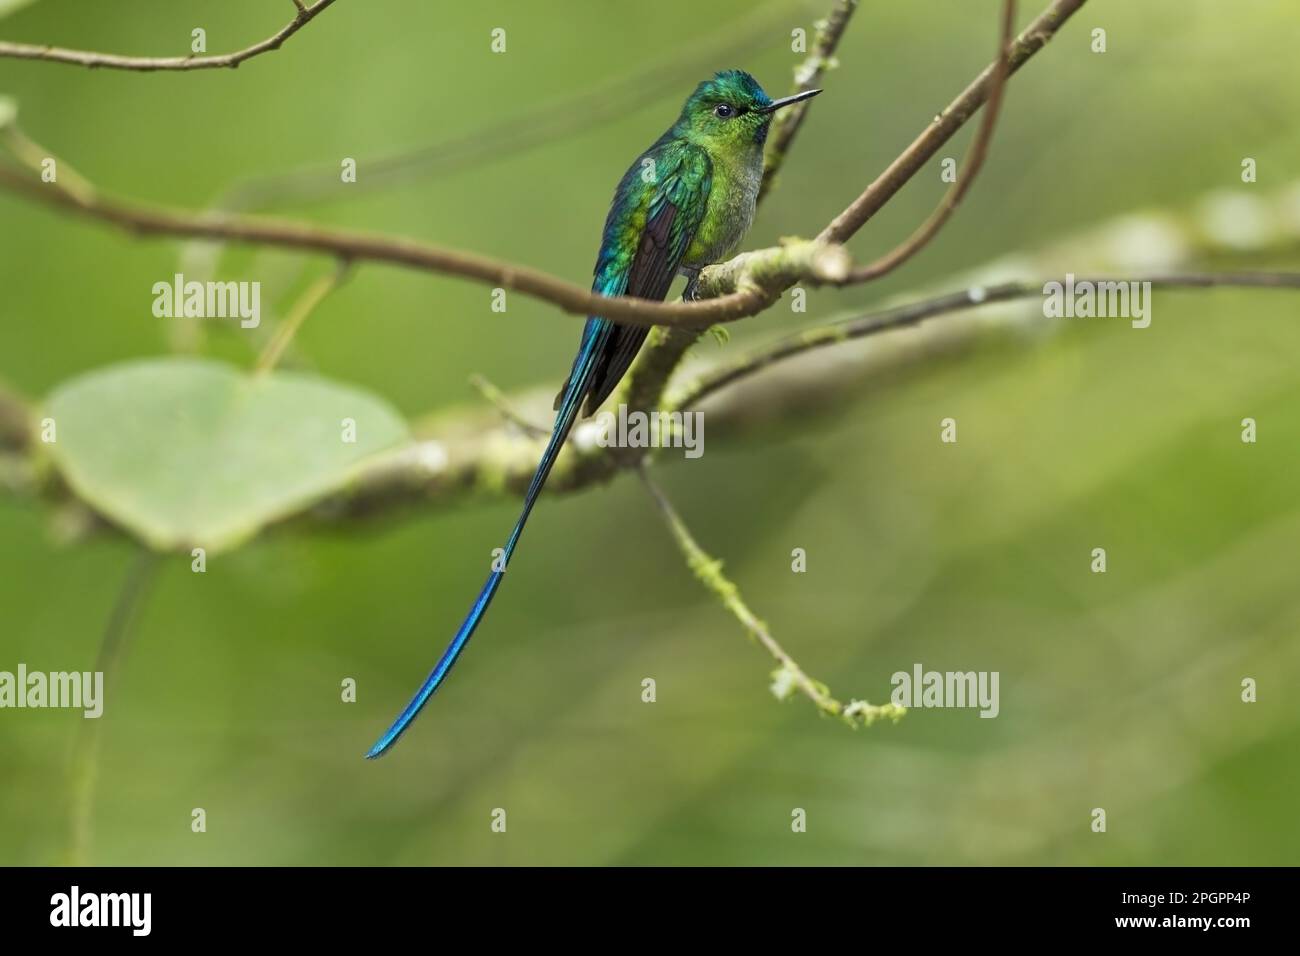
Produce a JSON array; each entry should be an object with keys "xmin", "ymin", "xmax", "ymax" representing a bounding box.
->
[
  {"xmin": 582, "ymin": 203, "xmax": 675, "ymax": 414},
  {"xmin": 585, "ymin": 147, "xmax": 712, "ymax": 415},
  {"xmin": 556, "ymin": 144, "xmax": 712, "ymax": 415}
]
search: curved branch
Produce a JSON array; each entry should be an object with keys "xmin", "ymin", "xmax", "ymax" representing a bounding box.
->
[
  {"xmin": 0, "ymin": 163, "xmax": 848, "ymax": 326},
  {"xmin": 68, "ymin": 550, "xmax": 158, "ymax": 865},
  {"xmin": 819, "ymin": 0, "xmax": 1087, "ymax": 245},
  {"xmin": 675, "ymin": 271, "xmax": 1300, "ymax": 409},
  {"xmin": 758, "ymin": 0, "xmax": 858, "ymax": 202},
  {"xmin": 843, "ymin": 0, "xmax": 1015, "ymax": 284},
  {"xmin": 0, "ymin": 0, "xmax": 339, "ymax": 72},
  {"xmin": 254, "ymin": 260, "xmax": 352, "ymax": 374},
  {"xmin": 639, "ymin": 466, "xmax": 904, "ymax": 729}
]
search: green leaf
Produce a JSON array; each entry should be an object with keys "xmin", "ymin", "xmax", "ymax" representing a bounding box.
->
[
  {"xmin": 0, "ymin": 96, "xmax": 16, "ymax": 130},
  {"xmin": 0, "ymin": 0, "xmax": 40, "ymax": 20},
  {"xmin": 43, "ymin": 358, "xmax": 411, "ymax": 553}
]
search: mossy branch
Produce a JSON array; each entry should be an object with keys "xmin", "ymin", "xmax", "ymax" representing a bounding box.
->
[
  {"xmin": 638, "ymin": 467, "xmax": 904, "ymax": 729},
  {"xmin": 759, "ymin": 0, "xmax": 859, "ymax": 202}
]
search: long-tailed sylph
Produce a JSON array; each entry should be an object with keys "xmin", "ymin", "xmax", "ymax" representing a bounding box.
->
[{"xmin": 367, "ymin": 70, "xmax": 820, "ymax": 757}]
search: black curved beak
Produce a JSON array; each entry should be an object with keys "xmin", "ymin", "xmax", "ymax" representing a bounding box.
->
[{"xmin": 760, "ymin": 88, "xmax": 823, "ymax": 113}]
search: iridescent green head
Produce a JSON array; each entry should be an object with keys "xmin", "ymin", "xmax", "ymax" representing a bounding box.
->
[{"xmin": 675, "ymin": 69, "xmax": 822, "ymax": 151}]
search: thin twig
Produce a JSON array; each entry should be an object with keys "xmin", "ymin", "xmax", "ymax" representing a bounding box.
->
[
  {"xmin": 638, "ymin": 466, "xmax": 904, "ymax": 728},
  {"xmin": 675, "ymin": 271, "xmax": 1300, "ymax": 409},
  {"xmin": 67, "ymin": 550, "xmax": 158, "ymax": 866},
  {"xmin": 820, "ymin": 0, "xmax": 1087, "ymax": 245},
  {"xmin": 758, "ymin": 0, "xmax": 858, "ymax": 202},
  {"xmin": 843, "ymin": 0, "xmax": 1016, "ymax": 284},
  {"xmin": 469, "ymin": 375, "xmax": 549, "ymax": 437},
  {"xmin": 254, "ymin": 259, "xmax": 352, "ymax": 375},
  {"xmin": 0, "ymin": 161, "xmax": 845, "ymax": 326},
  {"xmin": 0, "ymin": 124, "xmax": 97, "ymax": 203},
  {"xmin": 0, "ymin": 0, "xmax": 339, "ymax": 72}
]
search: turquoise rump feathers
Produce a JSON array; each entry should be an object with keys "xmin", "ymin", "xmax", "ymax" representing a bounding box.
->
[{"xmin": 366, "ymin": 70, "xmax": 820, "ymax": 758}]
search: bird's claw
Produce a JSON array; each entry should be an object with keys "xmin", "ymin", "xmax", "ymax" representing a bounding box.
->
[{"xmin": 682, "ymin": 273, "xmax": 703, "ymax": 302}]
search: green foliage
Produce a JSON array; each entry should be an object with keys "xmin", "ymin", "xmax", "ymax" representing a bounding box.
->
[{"xmin": 43, "ymin": 358, "xmax": 409, "ymax": 552}]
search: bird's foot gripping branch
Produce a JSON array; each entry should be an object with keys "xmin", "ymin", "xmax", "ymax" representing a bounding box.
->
[{"xmin": 691, "ymin": 239, "xmax": 853, "ymax": 316}]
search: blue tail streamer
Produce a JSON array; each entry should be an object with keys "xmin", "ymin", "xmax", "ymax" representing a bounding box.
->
[{"xmin": 365, "ymin": 318, "xmax": 614, "ymax": 758}]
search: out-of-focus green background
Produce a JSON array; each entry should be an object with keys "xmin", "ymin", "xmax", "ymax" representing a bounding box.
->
[{"xmin": 2, "ymin": 0, "xmax": 1298, "ymax": 865}]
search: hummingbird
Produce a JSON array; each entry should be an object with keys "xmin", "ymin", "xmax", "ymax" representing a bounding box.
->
[{"xmin": 366, "ymin": 70, "xmax": 821, "ymax": 758}]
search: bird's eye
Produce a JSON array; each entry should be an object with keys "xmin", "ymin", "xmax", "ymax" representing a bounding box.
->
[{"xmin": 713, "ymin": 103, "xmax": 735, "ymax": 118}]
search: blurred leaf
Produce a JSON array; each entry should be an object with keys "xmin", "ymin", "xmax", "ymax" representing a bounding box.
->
[
  {"xmin": 0, "ymin": 96, "xmax": 16, "ymax": 129},
  {"xmin": 0, "ymin": 0, "xmax": 39, "ymax": 20},
  {"xmin": 43, "ymin": 357, "xmax": 410, "ymax": 553}
]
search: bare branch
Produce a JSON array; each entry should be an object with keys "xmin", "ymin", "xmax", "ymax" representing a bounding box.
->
[
  {"xmin": 0, "ymin": 162, "xmax": 846, "ymax": 327},
  {"xmin": 254, "ymin": 260, "xmax": 352, "ymax": 375},
  {"xmin": 820, "ymin": 0, "xmax": 1087, "ymax": 245},
  {"xmin": 0, "ymin": 123, "xmax": 96, "ymax": 203},
  {"xmin": 469, "ymin": 375, "xmax": 549, "ymax": 438},
  {"xmin": 758, "ymin": 0, "xmax": 858, "ymax": 202},
  {"xmin": 68, "ymin": 550, "xmax": 158, "ymax": 865},
  {"xmin": 638, "ymin": 466, "xmax": 905, "ymax": 728},
  {"xmin": 843, "ymin": 0, "xmax": 1015, "ymax": 284},
  {"xmin": 0, "ymin": 0, "xmax": 339, "ymax": 72}
]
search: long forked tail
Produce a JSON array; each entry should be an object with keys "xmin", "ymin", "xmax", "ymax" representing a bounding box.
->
[{"xmin": 365, "ymin": 321, "xmax": 613, "ymax": 758}]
